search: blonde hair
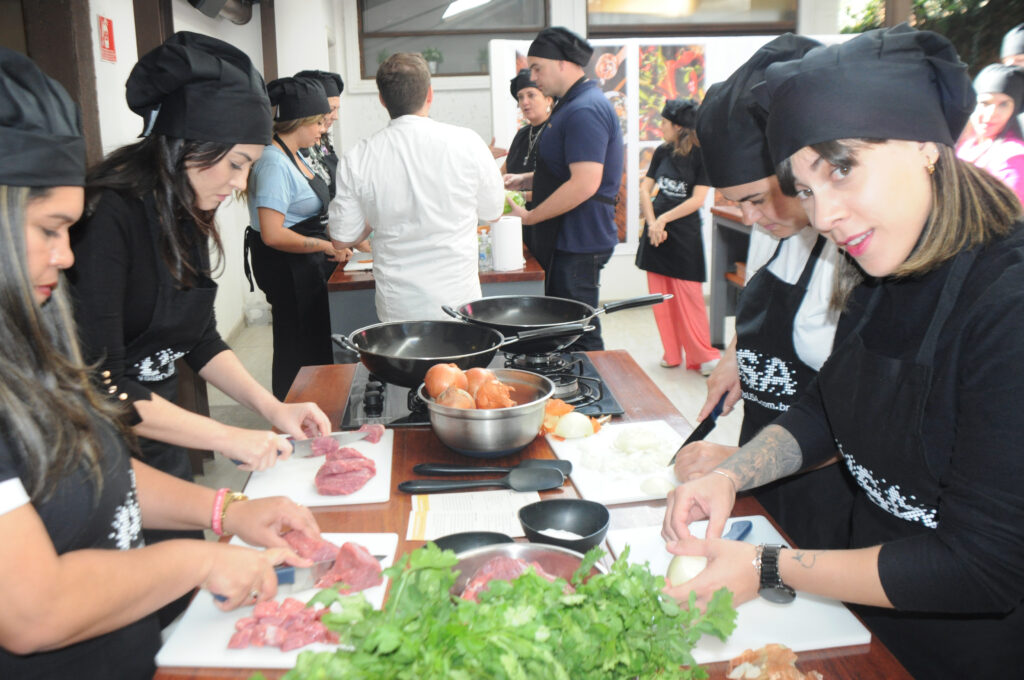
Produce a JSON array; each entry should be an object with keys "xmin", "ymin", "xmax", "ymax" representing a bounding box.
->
[
  {"xmin": 778, "ymin": 140, "xmax": 1022, "ymax": 307},
  {"xmin": 273, "ymin": 114, "xmax": 324, "ymax": 136}
]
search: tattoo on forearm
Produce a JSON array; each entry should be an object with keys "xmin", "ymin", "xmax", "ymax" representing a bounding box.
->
[
  {"xmin": 791, "ymin": 550, "xmax": 824, "ymax": 569},
  {"xmin": 719, "ymin": 425, "xmax": 803, "ymax": 490},
  {"xmin": 303, "ymin": 238, "xmax": 319, "ymax": 251}
]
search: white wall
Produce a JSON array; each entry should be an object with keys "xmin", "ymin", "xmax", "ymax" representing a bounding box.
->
[{"xmin": 89, "ymin": 0, "xmax": 140, "ymax": 155}]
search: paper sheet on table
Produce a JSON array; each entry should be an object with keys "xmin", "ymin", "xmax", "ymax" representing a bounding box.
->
[
  {"xmin": 345, "ymin": 259, "xmax": 373, "ymax": 271},
  {"xmin": 406, "ymin": 490, "xmax": 540, "ymax": 540}
]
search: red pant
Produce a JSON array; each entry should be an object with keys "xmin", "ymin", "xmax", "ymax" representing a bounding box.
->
[{"xmin": 646, "ymin": 272, "xmax": 720, "ymax": 368}]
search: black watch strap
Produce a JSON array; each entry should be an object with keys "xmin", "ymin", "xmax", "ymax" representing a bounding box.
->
[{"xmin": 755, "ymin": 544, "xmax": 795, "ymax": 604}]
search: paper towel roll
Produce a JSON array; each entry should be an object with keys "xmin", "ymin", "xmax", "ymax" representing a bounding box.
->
[{"xmin": 491, "ymin": 216, "xmax": 525, "ymax": 271}]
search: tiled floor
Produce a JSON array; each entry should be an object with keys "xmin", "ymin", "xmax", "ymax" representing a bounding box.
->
[{"xmin": 195, "ymin": 304, "xmax": 742, "ymax": 491}]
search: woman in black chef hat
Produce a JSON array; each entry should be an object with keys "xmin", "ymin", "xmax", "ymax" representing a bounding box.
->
[
  {"xmin": 0, "ymin": 47, "xmax": 318, "ymax": 680},
  {"xmin": 663, "ymin": 25, "xmax": 1024, "ymax": 679},
  {"xmin": 504, "ymin": 68, "xmax": 554, "ymax": 178},
  {"xmin": 634, "ymin": 98, "xmax": 719, "ymax": 375},
  {"xmin": 294, "ymin": 69, "xmax": 344, "ymax": 196},
  {"xmin": 246, "ymin": 76, "xmax": 348, "ymax": 401},
  {"xmin": 674, "ymin": 34, "xmax": 857, "ymax": 552}
]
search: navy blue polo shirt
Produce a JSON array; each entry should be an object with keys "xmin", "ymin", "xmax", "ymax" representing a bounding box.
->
[{"xmin": 538, "ymin": 78, "xmax": 623, "ymax": 253}]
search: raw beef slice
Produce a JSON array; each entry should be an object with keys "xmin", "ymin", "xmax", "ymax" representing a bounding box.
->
[
  {"xmin": 282, "ymin": 530, "xmax": 339, "ymax": 563},
  {"xmin": 460, "ymin": 556, "xmax": 568, "ymax": 602},
  {"xmin": 316, "ymin": 541, "xmax": 383, "ymax": 591},
  {"xmin": 309, "ymin": 436, "xmax": 341, "ymax": 457},
  {"xmin": 315, "ymin": 452, "xmax": 376, "ymax": 496},
  {"xmin": 229, "ymin": 597, "xmax": 338, "ymax": 651},
  {"xmin": 357, "ymin": 423, "xmax": 386, "ymax": 443}
]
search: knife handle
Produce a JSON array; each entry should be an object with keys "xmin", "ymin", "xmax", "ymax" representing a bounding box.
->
[
  {"xmin": 413, "ymin": 463, "xmax": 508, "ymax": 475},
  {"xmin": 399, "ymin": 479, "xmax": 504, "ymax": 493}
]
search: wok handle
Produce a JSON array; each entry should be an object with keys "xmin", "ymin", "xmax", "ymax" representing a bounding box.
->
[
  {"xmin": 601, "ymin": 294, "xmax": 673, "ymax": 314},
  {"xmin": 398, "ymin": 479, "xmax": 505, "ymax": 493},
  {"xmin": 441, "ymin": 305, "xmax": 467, "ymax": 321},
  {"xmin": 413, "ymin": 463, "xmax": 509, "ymax": 475},
  {"xmin": 331, "ymin": 333, "xmax": 359, "ymax": 353},
  {"xmin": 502, "ymin": 323, "xmax": 594, "ymax": 346}
]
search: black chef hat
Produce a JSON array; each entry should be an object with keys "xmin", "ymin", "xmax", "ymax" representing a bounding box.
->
[
  {"xmin": 267, "ymin": 77, "xmax": 329, "ymax": 122},
  {"xmin": 510, "ymin": 68, "xmax": 540, "ymax": 99},
  {"xmin": 294, "ymin": 69, "xmax": 343, "ymax": 98},
  {"xmin": 756, "ymin": 24, "xmax": 974, "ymax": 165},
  {"xmin": 661, "ymin": 98, "xmax": 698, "ymax": 128},
  {"xmin": 973, "ymin": 63, "xmax": 1024, "ymax": 111},
  {"xmin": 0, "ymin": 48, "xmax": 85, "ymax": 187},
  {"xmin": 126, "ymin": 31, "xmax": 272, "ymax": 145},
  {"xmin": 1002, "ymin": 23, "xmax": 1024, "ymax": 60},
  {"xmin": 528, "ymin": 27, "xmax": 593, "ymax": 67},
  {"xmin": 696, "ymin": 34, "xmax": 820, "ymax": 188}
]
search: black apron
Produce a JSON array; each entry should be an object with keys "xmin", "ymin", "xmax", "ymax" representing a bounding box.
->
[
  {"xmin": 634, "ymin": 147, "xmax": 705, "ymax": 281},
  {"xmin": 735, "ymin": 234, "xmax": 856, "ymax": 549},
  {"xmin": 244, "ymin": 138, "xmax": 334, "ymax": 400},
  {"xmin": 816, "ymin": 249, "xmax": 1023, "ymax": 679},
  {"xmin": 130, "ymin": 197, "xmax": 213, "ymax": 623},
  {"xmin": 527, "ymin": 77, "xmax": 617, "ymax": 287}
]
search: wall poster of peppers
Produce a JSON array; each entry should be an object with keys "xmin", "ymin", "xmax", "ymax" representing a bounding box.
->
[{"xmin": 639, "ymin": 44, "xmax": 706, "ymax": 142}]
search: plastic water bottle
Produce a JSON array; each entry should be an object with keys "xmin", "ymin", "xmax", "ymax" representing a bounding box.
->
[{"xmin": 478, "ymin": 229, "xmax": 493, "ymax": 271}]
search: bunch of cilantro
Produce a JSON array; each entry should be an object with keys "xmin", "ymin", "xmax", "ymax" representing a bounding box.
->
[{"xmin": 263, "ymin": 543, "xmax": 736, "ymax": 680}]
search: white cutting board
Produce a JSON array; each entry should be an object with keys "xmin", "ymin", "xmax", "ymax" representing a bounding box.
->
[
  {"xmin": 156, "ymin": 532, "xmax": 398, "ymax": 669},
  {"xmin": 546, "ymin": 419, "xmax": 683, "ymax": 505},
  {"xmin": 607, "ymin": 516, "xmax": 871, "ymax": 664},
  {"xmin": 243, "ymin": 430, "xmax": 394, "ymax": 506}
]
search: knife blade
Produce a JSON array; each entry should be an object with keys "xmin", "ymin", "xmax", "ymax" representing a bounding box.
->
[
  {"xmin": 273, "ymin": 559, "xmax": 336, "ymax": 594},
  {"xmin": 668, "ymin": 394, "xmax": 729, "ymax": 466},
  {"xmin": 288, "ymin": 430, "xmax": 370, "ymax": 458}
]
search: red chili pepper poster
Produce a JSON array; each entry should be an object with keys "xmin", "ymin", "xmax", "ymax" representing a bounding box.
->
[
  {"xmin": 98, "ymin": 16, "xmax": 116, "ymax": 63},
  {"xmin": 638, "ymin": 44, "xmax": 705, "ymax": 142}
]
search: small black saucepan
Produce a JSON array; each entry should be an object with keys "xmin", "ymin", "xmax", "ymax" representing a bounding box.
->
[
  {"xmin": 443, "ymin": 293, "xmax": 671, "ymax": 355},
  {"xmin": 331, "ymin": 320, "xmax": 591, "ymax": 388}
]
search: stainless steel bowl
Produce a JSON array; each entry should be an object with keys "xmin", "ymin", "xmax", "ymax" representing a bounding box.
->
[
  {"xmin": 450, "ymin": 542, "xmax": 606, "ymax": 596},
  {"xmin": 417, "ymin": 368, "xmax": 554, "ymax": 459}
]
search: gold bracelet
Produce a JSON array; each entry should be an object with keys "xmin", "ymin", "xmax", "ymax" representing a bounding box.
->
[
  {"xmin": 219, "ymin": 491, "xmax": 248, "ymax": 534},
  {"xmin": 711, "ymin": 469, "xmax": 739, "ymax": 493}
]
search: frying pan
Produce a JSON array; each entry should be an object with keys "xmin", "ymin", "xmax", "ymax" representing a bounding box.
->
[
  {"xmin": 443, "ymin": 293, "xmax": 671, "ymax": 355},
  {"xmin": 331, "ymin": 320, "xmax": 591, "ymax": 388}
]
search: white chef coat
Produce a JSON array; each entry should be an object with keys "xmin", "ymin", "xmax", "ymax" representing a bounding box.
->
[
  {"xmin": 744, "ymin": 225, "xmax": 840, "ymax": 370},
  {"xmin": 328, "ymin": 115, "xmax": 505, "ymax": 322}
]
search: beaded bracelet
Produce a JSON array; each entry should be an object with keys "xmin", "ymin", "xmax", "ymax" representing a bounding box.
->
[
  {"xmin": 711, "ymin": 469, "xmax": 739, "ymax": 493},
  {"xmin": 211, "ymin": 487, "xmax": 229, "ymax": 536}
]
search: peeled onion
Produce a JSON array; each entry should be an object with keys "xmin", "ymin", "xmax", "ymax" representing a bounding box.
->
[
  {"xmin": 475, "ymin": 379, "xmax": 515, "ymax": 409},
  {"xmin": 435, "ymin": 386, "xmax": 476, "ymax": 409},
  {"xmin": 464, "ymin": 367, "xmax": 496, "ymax": 397},
  {"xmin": 666, "ymin": 554, "xmax": 708, "ymax": 587},
  {"xmin": 424, "ymin": 363, "xmax": 468, "ymax": 398},
  {"xmin": 553, "ymin": 411, "xmax": 596, "ymax": 439}
]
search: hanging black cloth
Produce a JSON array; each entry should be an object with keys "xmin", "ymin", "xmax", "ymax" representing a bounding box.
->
[
  {"xmin": 244, "ymin": 136, "xmax": 334, "ymax": 399},
  {"xmin": 734, "ymin": 234, "xmax": 856, "ymax": 549}
]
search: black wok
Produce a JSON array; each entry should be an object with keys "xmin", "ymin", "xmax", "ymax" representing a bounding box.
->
[
  {"xmin": 442, "ymin": 293, "xmax": 671, "ymax": 355},
  {"xmin": 331, "ymin": 320, "xmax": 591, "ymax": 388}
]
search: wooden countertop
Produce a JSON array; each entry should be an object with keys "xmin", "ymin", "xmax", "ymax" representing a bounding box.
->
[
  {"xmin": 154, "ymin": 351, "xmax": 909, "ymax": 680},
  {"xmin": 327, "ymin": 248, "xmax": 545, "ymax": 292}
]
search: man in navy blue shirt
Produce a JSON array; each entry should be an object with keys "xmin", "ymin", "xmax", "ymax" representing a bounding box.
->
[{"xmin": 505, "ymin": 27, "xmax": 623, "ymax": 351}]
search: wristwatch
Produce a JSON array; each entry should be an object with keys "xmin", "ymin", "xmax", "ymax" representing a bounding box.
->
[{"xmin": 754, "ymin": 544, "xmax": 795, "ymax": 604}]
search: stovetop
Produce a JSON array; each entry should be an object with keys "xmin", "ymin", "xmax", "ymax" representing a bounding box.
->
[{"xmin": 340, "ymin": 352, "xmax": 624, "ymax": 429}]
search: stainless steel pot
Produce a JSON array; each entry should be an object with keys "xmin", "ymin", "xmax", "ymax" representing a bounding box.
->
[
  {"xmin": 417, "ymin": 368, "xmax": 554, "ymax": 458},
  {"xmin": 450, "ymin": 542, "xmax": 606, "ymax": 596}
]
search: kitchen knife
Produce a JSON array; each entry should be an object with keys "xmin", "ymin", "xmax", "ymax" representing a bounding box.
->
[
  {"xmin": 288, "ymin": 430, "xmax": 370, "ymax": 458},
  {"xmin": 668, "ymin": 393, "xmax": 729, "ymax": 466},
  {"xmin": 213, "ymin": 560, "xmax": 335, "ymax": 601},
  {"xmin": 413, "ymin": 459, "xmax": 573, "ymax": 476}
]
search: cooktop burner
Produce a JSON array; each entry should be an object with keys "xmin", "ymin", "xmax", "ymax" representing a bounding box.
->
[{"xmin": 340, "ymin": 352, "xmax": 624, "ymax": 429}]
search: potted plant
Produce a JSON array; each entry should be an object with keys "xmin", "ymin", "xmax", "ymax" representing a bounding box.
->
[
  {"xmin": 477, "ymin": 47, "xmax": 489, "ymax": 73},
  {"xmin": 377, "ymin": 49, "xmax": 389, "ymax": 65},
  {"xmin": 422, "ymin": 47, "xmax": 442, "ymax": 74}
]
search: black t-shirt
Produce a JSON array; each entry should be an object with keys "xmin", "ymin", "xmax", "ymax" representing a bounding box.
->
[
  {"xmin": 635, "ymin": 143, "xmax": 706, "ymax": 281},
  {"xmin": 0, "ymin": 419, "xmax": 160, "ymax": 679},
  {"xmin": 506, "ymin": 123, "xmax": 545, "ymax": 176}
]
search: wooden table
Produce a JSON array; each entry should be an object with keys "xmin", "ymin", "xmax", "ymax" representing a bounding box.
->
[{"xmin": 154, "ymin": 351, "xmax": 909, "ymax": 680}]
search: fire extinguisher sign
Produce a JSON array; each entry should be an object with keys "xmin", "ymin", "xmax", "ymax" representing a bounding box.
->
[{"xmin": 98, "ymin": 15, "xmax": 116, "ymax": 62}]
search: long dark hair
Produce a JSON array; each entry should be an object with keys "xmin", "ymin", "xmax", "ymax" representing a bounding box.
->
[
  {"xmin": 86, "ymin": 134, "xmax": 234, "ymax": 287},
  {"xmin": 0, "ymin": 186, "xmax": 136, "ymax": 500}
]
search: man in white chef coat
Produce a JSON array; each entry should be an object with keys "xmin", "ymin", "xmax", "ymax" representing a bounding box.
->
[{"xmin": 328, "ymin": 53, "xmax": 505, "ymax": 322}]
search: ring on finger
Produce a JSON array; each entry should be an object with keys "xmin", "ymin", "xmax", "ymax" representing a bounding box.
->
[{"xmin": 250, "ymin": 589, "xmax": 260, "ymax": 600}]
